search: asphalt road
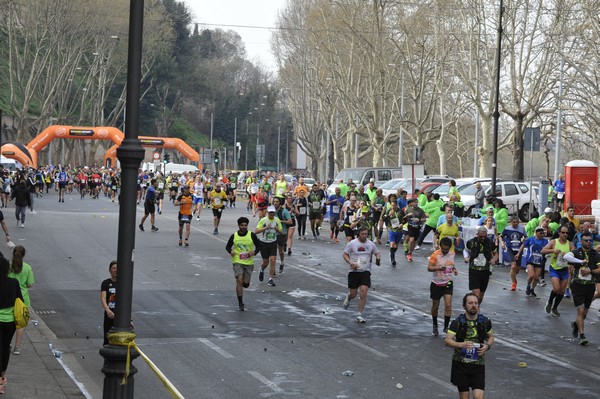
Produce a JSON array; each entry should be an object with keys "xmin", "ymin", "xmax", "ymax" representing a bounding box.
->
[{"xmin": 15, "ymin": 189, "xmax": 600, "ymax": 398}]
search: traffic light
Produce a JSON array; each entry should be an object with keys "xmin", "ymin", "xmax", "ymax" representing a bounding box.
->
[
  {"xmin": 214, "ymin": 151, "xmax": 219, "ymax": 164},
  {"xmin": 163, "ymin": 153, "xmax": 170, "ymax": 164}
]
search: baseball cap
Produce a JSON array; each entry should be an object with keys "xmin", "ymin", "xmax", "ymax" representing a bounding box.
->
[
  {"xmin": 535, "ymin": 226, "xmax": 544, "ymax": 232},
  {"xmin": 267, "ymin": 206, "xmax": 276, "ymax": 213},
  {"xmin": 543, "ymin": 207, "xmax": 552, "ymax": 213}
]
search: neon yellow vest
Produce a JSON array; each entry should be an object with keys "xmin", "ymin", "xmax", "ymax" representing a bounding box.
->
[{"xmin": 232, "ymin": 232, "xmax": 255, "ymax": 266}]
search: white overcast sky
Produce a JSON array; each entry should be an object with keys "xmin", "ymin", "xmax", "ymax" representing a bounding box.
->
[{"xmin": 183, "ymin": 0, "xmax": 288, "ymax": 72}]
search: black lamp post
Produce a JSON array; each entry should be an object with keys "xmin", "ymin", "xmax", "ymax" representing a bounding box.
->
[{"xmin": 99, "ymin": 1, "xmax": 145, "ymax": 398}]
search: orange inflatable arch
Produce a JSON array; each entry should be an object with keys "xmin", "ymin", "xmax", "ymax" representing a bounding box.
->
[
  {"xmin": 103, "ymin": 136, "xmax": 200, "ymax": 168},
  {"xmin": 0, "ymin": 142, "xmax": 37, "ymax": 167}
]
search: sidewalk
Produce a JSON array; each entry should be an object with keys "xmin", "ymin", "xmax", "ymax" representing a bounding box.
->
[{"xmin": 5, "ymin": 311, "xmax": 86, "ymax": 399}]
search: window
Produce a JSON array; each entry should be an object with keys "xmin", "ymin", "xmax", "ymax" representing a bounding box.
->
[
  {"xmin": 363, "ymin": 170, "xmax": 375, "ymax": 185},
  {"xmin": 378, "ymin": 170, "xmax": 391, "ymax": 181},
  {"xmin": 504, "ymin": 184, "xmax": 518, "ymax": 196},
  {"xmin": 518, "ymin": 184, "xmax": 529, "ymax": 194}
]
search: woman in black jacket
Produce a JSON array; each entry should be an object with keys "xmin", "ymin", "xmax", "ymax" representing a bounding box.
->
[{"xmin": 0, "ymin": 254, "xmax": 23, "ymax": 394}]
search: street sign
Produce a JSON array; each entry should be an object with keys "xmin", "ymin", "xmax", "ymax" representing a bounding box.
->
[
  {"xmin": 153, "ymin": 151, "xmax": 160, "ymax": 160},
  {"xmin": 524, "ymin": 127, "xmax": 541, "ymax": 151}
]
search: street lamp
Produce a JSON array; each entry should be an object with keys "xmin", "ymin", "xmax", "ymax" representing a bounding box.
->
[{"xmin": 277, "ymin": 121, "xmax": 281, "ymax": 172}]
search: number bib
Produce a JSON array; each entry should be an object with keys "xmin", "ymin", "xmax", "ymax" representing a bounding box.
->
[
  {"xmin": 460, "ymin": 346, "xmax": 480, "ymax": 363},
  {"xmin": 239, "ymin": 252, "xmax": 251, "ymax": 260},
  {"xmin": 474, "ymin": 254, "xmax": 487, "ymax": 267}
]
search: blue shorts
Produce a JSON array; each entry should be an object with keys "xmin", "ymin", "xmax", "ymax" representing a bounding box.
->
[
  {"xmin": 549, "ymin": 267, "xmax": 569, "ymax": 281},
  {"xmin": 193, "ymin": 197, "xmax": 203, "ymax": 205},
  {"xmin": 388, "ymin": 230, "xmax": 403, "ymax": 244}
]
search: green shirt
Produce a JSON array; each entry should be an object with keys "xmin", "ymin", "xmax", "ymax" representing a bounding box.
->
[{"xmin": 9, "ymin": 262, "xmax": 34, "ymax": 307}]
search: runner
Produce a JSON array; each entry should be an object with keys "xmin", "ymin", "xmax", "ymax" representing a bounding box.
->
[
  {"xmin": 208, "ymin": 183, "xmax": 228, "ymax": 235},
  {"xmin": 427, "ymin": 237, "xmax": 458, "ymax": 336},
  {"xmin": 541, "ymin": 225, "xmax": 574, "ymax": 317},
  {"xmin": 225, "ymin": 217, "xmax": 262, "ymax": 311},
  {"xmin": 139, "ymin": 179, "xmax": 159, "ymax": 232},
  {"xmin": 341, "ymin": 226, "xmax": 381, "ymax": 323},
  {"xmin": 516, "ymin": 226, "xmax": 549, "ymax": 297},
  {"xmin": 174, "ymin": 186, "xmax": 193, "ymax": 246},
  {"xmin": 192, "ymin": 175, "xmax": 204, "ymax": 221},
  {"xmin": 255, "ymin": 206, "xmax": 282, "ymax": 287}
]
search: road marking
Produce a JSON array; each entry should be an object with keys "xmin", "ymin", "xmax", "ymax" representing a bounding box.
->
[
  {"xmin": 55, "ymin": 356, "xmax": 93, "ymax": 399},
  {"xmin": 290, "ymin": 262, "xmax": 600, "ymax": 382},
  {"xmin": 247, "ymin": 370, "xmax": 284, "ymax": 393},
  {"xmin": 197, "ymin": 338, "xmax": 234, "ymax": 359},
  {"xmin": 344, "ymin": 338, "xmax": 389, "ymax": 358},
  {"xmin": 494, "ymin": 336, "xmax": 600, "ymax": 381},
  {"xmin": 418, "ymin": 372, "xmax": 455, "ymax": 392}
]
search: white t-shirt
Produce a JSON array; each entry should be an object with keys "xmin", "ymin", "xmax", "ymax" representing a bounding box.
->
[{"xmin": 344, "ymin": 238, "xmax": 380, "ymax": 273}]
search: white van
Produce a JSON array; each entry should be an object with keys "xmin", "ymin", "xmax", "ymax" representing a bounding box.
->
[
  {"xmin": 327, "ymin": 167, "xmax": 403, "ymax": 195},
  {"xmin": 0, "ymin": 156, "xmax": 20, "ymax": 171},
  {"xmin": 164, "ymin": 163, "xmax": 199, "ymax": 175}
]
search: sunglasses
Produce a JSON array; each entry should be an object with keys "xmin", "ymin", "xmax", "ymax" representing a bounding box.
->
[{"xmin": 582, "ymin": 239, "xmax": 592, "ymax": 242}]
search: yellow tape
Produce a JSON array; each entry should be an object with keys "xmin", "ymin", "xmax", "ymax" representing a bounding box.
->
[{"xmin": 108, "ymin": 332, "xmax": 185, "ymax": 399}]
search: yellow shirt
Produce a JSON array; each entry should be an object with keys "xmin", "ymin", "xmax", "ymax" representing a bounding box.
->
[{"xmin": 209, "ymin": 189, "xmax": 228, "ymax": 209}]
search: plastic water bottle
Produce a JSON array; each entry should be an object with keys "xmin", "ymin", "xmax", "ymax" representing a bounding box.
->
[{"xmin": 341, "ymin": 370, "xmax": 354, "ymax": 376}]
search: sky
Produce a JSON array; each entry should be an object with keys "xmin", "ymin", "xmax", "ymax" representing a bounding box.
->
[{"xmin": 184, "ymin": 0, "xmax": 288, "ymax": 72}]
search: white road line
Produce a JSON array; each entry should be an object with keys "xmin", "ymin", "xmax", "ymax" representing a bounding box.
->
[
  {"xmin": 55, "ymin": 356, "xmax": 94, "ymax": 399},
  {"xmin": 344, "ymin": 338, "xmax": 389, "ymax": 358},
  {"xmin": 290, "ymin": 262, "xmax": 600, "ymax": 382},
  {"xmin": 494, "ymin": 337, "xmax": 600, "ymax": 381},
  {"xmin": 247, "ymin": 370, "xmax": 284, "ymax": 393},
  {"xmin": 197, "ymin": 338, "xmax": 234, "ymax": 359},
  {"xmin": 417, "ymin": 372, "xmax": 455, "ymax": 392}
]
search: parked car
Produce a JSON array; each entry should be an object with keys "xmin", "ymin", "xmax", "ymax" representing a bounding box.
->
[
  {"xmin": 303, "ymin": 178, "xmax": 316, "ymax": 189},
  {"xmin": 380, "ymin": 178, "xmax": 423, "ymax": 197},
  {"xmin": 459, "ymin": 181, "xmax": 535, "ymax": 221}
]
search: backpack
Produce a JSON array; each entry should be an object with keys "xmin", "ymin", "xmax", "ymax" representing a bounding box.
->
[
  {"xmin": 454, "ymin": 313, "xmax": 488, "ymax": 344},
  {"xmin": 14, "ymin": 297, "xmax": 29, "ymax": 329}
]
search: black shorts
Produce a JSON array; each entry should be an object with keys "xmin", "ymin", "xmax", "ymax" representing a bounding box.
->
[
  {"xmin": 571, "ymin": 282, "xmax": 595, "ymax": 309},
  {"xmin": 276, "ymin": 235, "xmax": 287, "ymax": 247},
  {"xmin": 260, "ymin": 242, "xmax": 278, "ymax": 259},
  {"xmin": 144, "ymin": 201, "xmax": 155, "ymax": 215},
  {"xmin": 407, "ymin": 225, "xmax": 421, "ymax": 239},
  {"xmin": 451, "ymin": 361, "xmax": 485, "ymax": 392},
  {"xmin": 157, "ymin": 191, "xmax": 164, "ymax": 200},
  {"xmin": 309, "ymin": 212, "xmax": 321, "ymax": 221},
  {"xmin": 212, "ymin": 208, "xmax": 223, "ymax": 219},
  {"xmin": 59, "ymin": 182, "xmax": 67, "ymax": 189},
  {"xmin": 178, "ymin": 213, "xmax": 192, "ymax": 225},
  {"xmin": 344, "ymin": 226, "xmax": 355, "ymax": 239},
  {"xmin": 468, "ymin": 268, "xmax": 491, "ymax": 292},
  {"xmin": 430, "ymin": 281, "xmax": 454, "ymax": 300},
  {"xmin": 348, "ymin": 271, "xmax": 371, "ymax": 289}
]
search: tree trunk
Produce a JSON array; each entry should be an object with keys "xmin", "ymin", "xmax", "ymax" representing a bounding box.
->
[
  {"xmin": 478, "ymin": 115, "xmax": 493, "ymax": 177},
  {"xmin": 512, "ymin": 113, "xmax": 525, "ymax": 180}
]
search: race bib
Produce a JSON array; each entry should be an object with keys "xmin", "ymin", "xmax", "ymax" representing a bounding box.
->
[
  {"xmin": 239, "ymin": 252, "xmax": 251, "ymax": 260},
  {"xmin": 312, "ymin": 201, "xmax": 320, "ymax": 209},
  {"xmin": 460, "ymin": 346, "xmax": 480, "ymax": 363},
  {"xmin": 557, "ymin": 193, "xmax": 564, "ymax": 199},
  {"xmin": 214, "ymin": 198, "xmax": 222, "ymax": 206},
  {"xmin": 444, "ymin": 266, "xmax": 454, "ymax": 274},
  {"xmin": 474, "ymin": 254, "xmax": 487, "ymax": 267},
  {"xmin": 530, "ymin": 253, "xmax": 543, "ymax": 265},
  {"xmin": 265, "ymin": 231, "xmax": 277, "ymax": 241},
  {"xmin": 579, "ymin": 268, "xmax": 592, "ymax": 281},
  {"xmin": 277, "ymin": 187, "xmax": 285, "ymax": 195},
  {"xmin": 356, "ymin": 257, "xmax": 368, "ymax": 270},
  {"xmin": 332, "ymin": 205, "xmax": 340, "ymax": 214},
  {"xmin": 112, "ymin": 185, "xmax": 117, "ymax": 190},
  {"xmin": 391, "ymin": 218, "xmax": 400, "ymax": 228},
  {"xmin": 299, "ymin": 207, "xmax": 306, "ymax": 215},
  {"xmin": 556, "ymin": 254, "xmax": 567, "ymax": 268},
  {"xmin": 158, "ymin": 182, "xmax": 164, "ymax": 189}
]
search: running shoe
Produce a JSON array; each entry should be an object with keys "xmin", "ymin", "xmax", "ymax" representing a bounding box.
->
[
  {"xmin": 545, "ymin": 300, "xmax": 552, "ymax": 314},
  {"xmin": 138, "ymin": 224, "xmax": 144, "ymax": 232},
  {"xmin": 564, "ymin": 288, "xmax": 571, "ymax": 298},
  {"xmin": 151, "ymin": 225, "xmax": 159, "ymax": 232},
  {"xmin": 184, "ymin": 240, "xmax": 189, "ymax": 247},
  {"xmin": 414, "ymin": 245, "xmax": 421, "ymax": 250},
  {"xmin": 313, "ymin": 234, "xmax": 317, "ymax": 240},
  {"xmin": 432, "ymin": 325, "xmax": 439, "ymax": 336},
  {"xmin": 356, "ymin": 315, "xmax": 366, "ymax": 323},
  {"xmin": 178, "ymin": 239, "xmax": 182, "ymax": 246},
  {"xmin": 511, "ymin": 282, "xmax": 517, "ymax": 291},
  {"xmin": 342, "ymin": 294, "xmax": 350, "ymax": 309},
  {"xmin": 530, "ymin": 289, "xmax": 537, "ymax": 297},
  {"xmin": 525, "ymin": 286, "xmax": 531, "ymax": 296},
  {"xmin": 238, "ymin": 303, "xmax": 245, "ymax": 311},
  {"xmin": 330, "ymin": 232, "xmax": 334, "ymax": 239},
  {"xmin": 267, "ymin": 279, "xmax": 276, "ymax": 287},
  {"xmin": 442, "ymin": 327, "xmax": 448, "ymax": 334},
  {"xmin": 551, "ymin": 308, "xmax": 560, "ymax": 317},
  {"xmin": 571, "ymin": 321, "xmax": 579, "ymax": 338},
  {"xmin": 259, "ymin": 269, "xmax": 264, "ymax": 282},
  {"xmin": 288, "ymin": 249, "xmax": 292, "ymax": 256},
  {"xmin": 279, "ymin": 263, "xmax": 284, "ymax": 273},
  {"xmin": 407, "ymin": 254, "xmax": 413, "ymax": 262},
  {"xmin": 539, "ymin": 279, "xmax": 546, "ymax": 287},
  {"xmin": 580, "ymin": 335, "xmax": 589, "ymax": 346},
  {"xmin": 214, "ymin": 228, "xmax": 219, "ymax": 235},
  {"xmin": 13, "ymin": 347, "xmax": 20, "ymax": 355}
]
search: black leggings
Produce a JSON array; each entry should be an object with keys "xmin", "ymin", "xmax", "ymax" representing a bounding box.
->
[
  {"xmin": 417, "ymin": 224, "xmax": 436, "ymax": 246},
  {"xmin": 297, "ymin": 215, "xmax": 307, "ymax": 237},
  {"xmin": 0, "ymin": 321, "xmax": 16, "ymax": 372}
]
